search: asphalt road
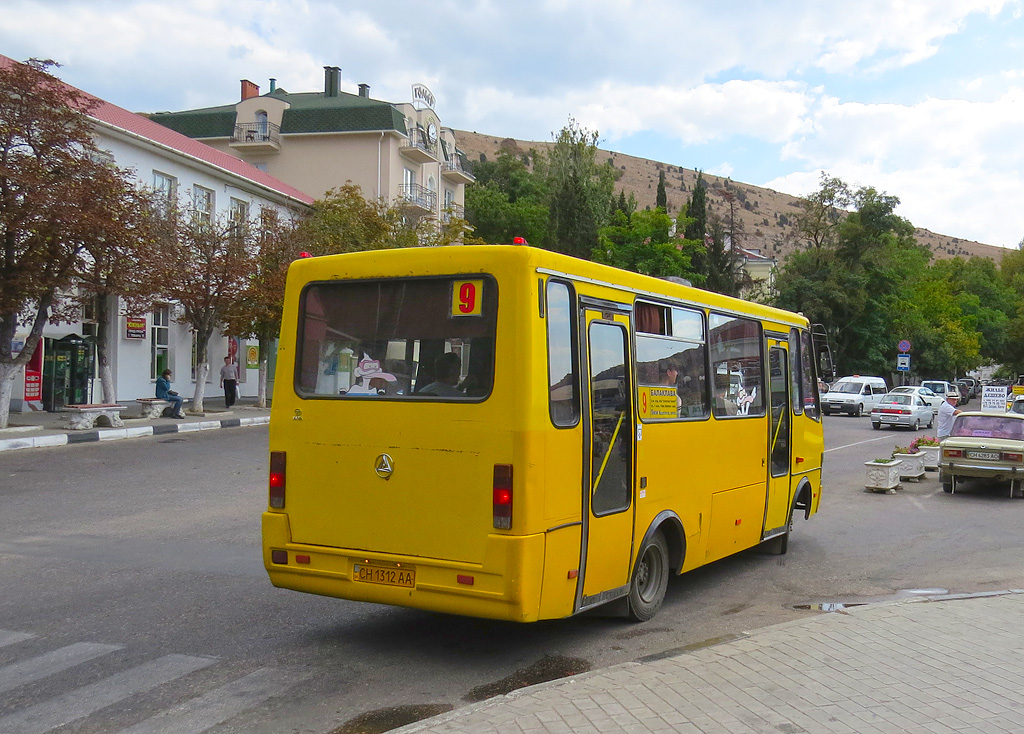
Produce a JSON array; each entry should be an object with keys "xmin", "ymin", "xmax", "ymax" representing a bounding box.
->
[{"xmin": 1, "ymin": 415, "xmax": 1022, "ymax": 733}]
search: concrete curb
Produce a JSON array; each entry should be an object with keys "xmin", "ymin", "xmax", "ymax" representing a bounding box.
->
[{"xmin": 0, "ymin": 415, "xmax": 269, "ymax": 453}]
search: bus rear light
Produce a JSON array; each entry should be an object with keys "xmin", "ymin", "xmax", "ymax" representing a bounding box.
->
[
  {"xmin": 271, "ymin": 550, "xmax": 288, "ymax": 564},
  {"xmin": 493, "ymin": 464, "xmax": 513, "ymax": 529},
  {"xmin": 295, "ymin": 555, "xmax": 311, "ymax": 564},
  {"xmin": 269, "ymin": 451, "xmax": 286, "ymax": 508},
  {"xmin": 944, "ymin": 449, "xmax": 962, "ymax": 458}
]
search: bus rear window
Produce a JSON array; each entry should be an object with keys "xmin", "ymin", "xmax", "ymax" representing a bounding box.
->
[{"xmin": 296, "ymin": 277, "xmax": 497, "ymax": 400}]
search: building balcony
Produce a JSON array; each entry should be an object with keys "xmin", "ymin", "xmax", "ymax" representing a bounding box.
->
[
  {"xmin": 441, "ymin": 157, "xmax": 475, "ymax": 184},
  {"xmin": 400, "ymin": 128, "xmax": 438, "ymax": 163},
  {"xmin": 230, "ymin": 122, "xmax": 281, "ymax": 153},
  {"xmin": 399, "ymin": 183, "xmax": 437, "ymax": 214},
  {"xmin": 441, "ymin": 202, "xmax": 465, "ymax": 223}
]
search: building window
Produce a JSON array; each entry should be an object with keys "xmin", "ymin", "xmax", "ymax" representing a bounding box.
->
[
  {"xmin": 444, "ymin": 189, "xmax": 454, "ymax": 208},
  {"xmin": 403, "ymin": 168, "xmax": 416, "ymax": 187},
  {"xmin": 153, "ymin": 171, "xmax": 177, "ymax": 213},
  {"xmin": 230, "ymin": 197, "xmax": 250, "ymax": 239},
  {"xmin": 151, "ymin": 305, "xmax": 170, "ymax": 380},
  {"xmin": 193, "ymin": 185, "xmax": 214, "ymax": 223}
]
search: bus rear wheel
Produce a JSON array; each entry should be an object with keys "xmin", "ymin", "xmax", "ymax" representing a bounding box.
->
[{"xmin": 627, "ymin": 530, "xmax": 669, "ymax": 622}]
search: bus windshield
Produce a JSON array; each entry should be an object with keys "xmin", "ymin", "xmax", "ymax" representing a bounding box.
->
[{"xmin": 296, "ymin": 277, "xmax": 497, "ymax": 400}]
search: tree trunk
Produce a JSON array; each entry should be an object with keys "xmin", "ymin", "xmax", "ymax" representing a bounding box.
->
[
  {"xmin": 0, "ymin": 361, "xmax": 17, "ymax": 430},
  {"xmin": 95, "ymin": 294, "xmax": 116, "ymax": 403},
  {"xmin": 257, "ymin": 334, "xmax": 269, "ymax": 409},
  {"xmin": 192, "ymin": 327, "xmax": 213, "ymax": 413}
]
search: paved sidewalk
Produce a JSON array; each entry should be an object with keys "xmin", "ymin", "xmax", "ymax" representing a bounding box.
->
[
  {"xmin": 396, "ymin": 591, "xmax": 1024, "ymax": 734},
  {"xmin": 0, "ymin": 400, "xmax": 269, "ymax": 452}
]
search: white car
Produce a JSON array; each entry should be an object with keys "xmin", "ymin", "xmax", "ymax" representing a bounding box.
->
[
  {"xmin": 870, "ymin": 392, "xmax": 935, "ymax": 431},
  {"xmin": 890, "ymin": 385, "xmax": 942, "ymax": 415},
  {"xmin": 921, "ymin": 380, "xmax": 957, "ymax": 404}
]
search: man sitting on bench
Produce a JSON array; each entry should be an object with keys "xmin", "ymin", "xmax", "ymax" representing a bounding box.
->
[{"xmin": 156, "ymin": 369, "xmax": 185, "ymax": 418}]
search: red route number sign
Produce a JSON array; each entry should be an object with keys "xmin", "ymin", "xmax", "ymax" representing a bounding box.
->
[{"xmin": 451, "ymin": 280, "xmax": 483, "ymax": 317}]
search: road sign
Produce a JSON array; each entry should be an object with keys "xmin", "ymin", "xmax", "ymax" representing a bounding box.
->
[
  {"xmin": 898, "ymin": 339, "xmax": 912, "ymax": 353},
  {"xmin": 897, "ymin": 354, "xmax": 911, "ymax": 372}
]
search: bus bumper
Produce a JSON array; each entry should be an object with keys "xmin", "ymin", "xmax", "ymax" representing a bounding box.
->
[{"xmin": 262, "ymin": 512, "xmax": 547, "ymax": 622}]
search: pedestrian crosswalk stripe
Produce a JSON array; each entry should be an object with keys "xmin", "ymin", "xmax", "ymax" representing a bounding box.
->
[
  {"xmin": 0, "ymin": 653, "xmax": 215, "ymax": 734},
  {"xmin": 0, "ymin": 642, "xmax": 121, "ymax": 695},
  {"xmin": 0, "ymin": 630, "xmax": 33, "ymax": 649},
  {"xmin": 117, "ymin": 668, "xmax": 283, "ymax": 734}
]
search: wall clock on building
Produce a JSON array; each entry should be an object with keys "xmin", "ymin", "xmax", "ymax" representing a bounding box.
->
[{"xmin": 427, "ymin": 122, "xmax": 438, "ymax": 144}]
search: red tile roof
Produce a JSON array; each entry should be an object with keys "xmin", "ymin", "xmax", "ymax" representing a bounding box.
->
[{"xmin": 0, "ymin": 55, "xmax": 314, "ymax": 206}]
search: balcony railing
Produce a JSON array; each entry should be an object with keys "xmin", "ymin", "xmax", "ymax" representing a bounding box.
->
[
  {"xmin": 230, "ymin": 122, "xmax": 281, "ymax": 149},
  {"xmin": 441, "ymin": 202, "xmax": 465, "ymax": 223},
  {"xmin": 400, "ymin": 128, "xmax": 438, "ymax": 162},
  {"xmin": 399, "ymin": 183, "xmax": 437, "ymax": 213},
  {"xmin": 441, "ymin": 158, "xmax": 475, "ymax": 183}
]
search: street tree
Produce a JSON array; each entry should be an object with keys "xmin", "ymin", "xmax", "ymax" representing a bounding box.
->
[
  {"xmin": 0, "ymin": 58, "xmax": 154, "ymax": 427},
  {"xmin": 148, "ymin": 207, "xmax": 250, "ymax": 413},
  {"xmin": 683, "ymin": 171, "xmax": 708, "ymax": 278},
  {"xmin": 546, "ymin": 117, "xmax": 615, "ymax": 259},
  {"xmin": 796, "ymin": 172, "xmax": 851, "ymax": 252}
]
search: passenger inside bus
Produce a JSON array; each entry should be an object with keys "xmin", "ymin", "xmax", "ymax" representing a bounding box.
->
[
  {"xmin": 714, "ymin": 377, "xmax": 738, "ymax": 416},
  {"xmin": 418, "ymin": 352, "xmax": 463, "ymax": 397}
]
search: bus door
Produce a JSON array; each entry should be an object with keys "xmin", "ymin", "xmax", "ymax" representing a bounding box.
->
[
  {"xmin": 579, "ymin": 305, "xmax": 635, "ymax": 608},
  {"xmin": 763, "ymin": 341, "xmax": 793, "ymax": 537}
]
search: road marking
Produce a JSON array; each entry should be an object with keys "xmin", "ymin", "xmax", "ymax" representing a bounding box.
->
[
  {"xmin": 0, "ymin": 654, "xmax": 215, "ymax": 734},
  {"xmin": 0, "ymin": 630, "xmax": 34, "ymax": 649},
  {"xmin": 0, "ymin": 643, "xmax": 121, "ymax": 694},
  {"xmin": 825, "ymin": 435, "xmax": 893, "ymax": 453},
  {"xmin": 117, "ymin": 668, "xmax": 285, "ymax": 734}
]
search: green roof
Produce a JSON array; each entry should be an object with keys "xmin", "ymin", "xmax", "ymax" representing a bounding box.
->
[{"xmin": 149, "ymin": 90, "xmax": 408, "ymax": 138}]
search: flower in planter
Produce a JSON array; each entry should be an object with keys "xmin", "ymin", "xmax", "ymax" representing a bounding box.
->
[
  {"xmin": 912, "ymin": 435, "xmax": 939, "ymax": 449},
  {"xmin": 892, "ymin": 445, "xmax": 916, "ymax": 457},
  {"xmin": 869, "ymin": 457, "xmax": 897, "ymax": 464}
]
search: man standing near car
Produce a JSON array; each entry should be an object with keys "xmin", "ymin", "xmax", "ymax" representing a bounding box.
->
[{"xmin": 937, "ymin": 393, "xmax": 961, "ymax": 440}]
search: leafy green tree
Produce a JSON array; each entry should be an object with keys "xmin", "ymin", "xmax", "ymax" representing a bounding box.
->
[
  {"xmin": 656, "ymin": 170, "xmax": 667, "ymax": 211},
  {"xmin": 546, "ymin": 117, "xmax": 615, "ymax": 259},
  {"xmin": 594, "ymin": 208, "xmax": 697, "ymax": 280},
  {"xmin": 796, "ymin": 172, "xmax": 851, "ymax": 251},
  {"xmin": 683, "ymin": 171, "xmax": 708, "ymax": 278},
  {"xmin": 464, "ymin": 153, "xmax": 550, "ymax": 246}
]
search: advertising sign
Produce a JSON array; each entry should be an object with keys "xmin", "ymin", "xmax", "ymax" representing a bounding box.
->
[
  {"xmin": 981, "ymin": 385, "xmax": 1009, "ymax": 414},
  {"xmin": 24, "ymin": 346, "xmax": 43, "ymax": 405},
  {"xmin": 125, "ymin": 316, "xmax": 146, "ymax": 339},
  {"xmin": 246, "ymin": 345, "xmax": 259, "ymax": 369}
]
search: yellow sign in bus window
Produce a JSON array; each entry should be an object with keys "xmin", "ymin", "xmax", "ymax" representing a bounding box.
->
[
  {"xmin": 451, "ymin": 280, "xmax": 484, "ymax": 317},
  {"xmin": 637, "ymin": 385, "xmax": 680, "ymax": 420}
]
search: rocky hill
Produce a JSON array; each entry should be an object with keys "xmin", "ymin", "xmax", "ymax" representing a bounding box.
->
[{"xmin": 454, "ymin": 130, "xmax": 1004, "ymax": 264}]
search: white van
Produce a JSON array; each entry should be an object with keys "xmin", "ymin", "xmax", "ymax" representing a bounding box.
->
[{"xmin": 822, "ymin": 376, "xmax": 888, "ymax": 416}]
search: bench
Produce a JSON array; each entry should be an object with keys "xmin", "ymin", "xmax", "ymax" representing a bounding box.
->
[
  {"xmin": 61, "ymin": 404, "xmax": 125, "ymax": 430},
  {"xmin": 135, "ymin": 398, "xmax": 171, "ymax": 419}
]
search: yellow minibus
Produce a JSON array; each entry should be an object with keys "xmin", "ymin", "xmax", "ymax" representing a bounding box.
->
[{"xmin": 263, "ymin": 244, "xmax": 826, "ymax": 622}]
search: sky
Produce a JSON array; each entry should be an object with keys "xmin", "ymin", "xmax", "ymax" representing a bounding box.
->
[{"xmin": 3, "ymin": 0, "xmax": 1023, "ymax": 247}]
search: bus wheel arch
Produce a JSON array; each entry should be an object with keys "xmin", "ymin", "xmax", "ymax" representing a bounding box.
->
[
  {"xmin": 793, "ymin": 477, "xmax": 814, "ymax": 520},
  {"xmin": 627, "ymin": 512, "xmax": 684, "ymax": 622}
]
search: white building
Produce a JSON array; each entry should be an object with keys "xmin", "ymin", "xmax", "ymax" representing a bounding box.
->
[{"xmin": 8, "ymin": 60, "xmax": 314, "ymax": 413}]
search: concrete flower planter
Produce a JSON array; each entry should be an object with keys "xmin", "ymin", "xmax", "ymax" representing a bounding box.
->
[
  {"xmin": 865, "ymin": 459, "xmax": 903, "ymax": 493},
  {"xmin": 917, "ymin": 445, "xmax": 940, "ymax": 471},
  {"xmin": 893, "ymin": 452, "xmax": 925, "ymax": 482}
]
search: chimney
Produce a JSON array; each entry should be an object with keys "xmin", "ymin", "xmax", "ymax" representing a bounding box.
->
[
  {"xmin": 269, "ymin": 78, "xmax": 277, "ymax": 93},
  {"xmin": 241, "ymin": 79, "xmax": 259, "ymax": 101},
  {"xmin": 358, "ymin": 83, "xmax": 370, "ymax": 98},
  {"xmin": 324, "ymin": 66, "xmax": 341, "ymax": 97}
]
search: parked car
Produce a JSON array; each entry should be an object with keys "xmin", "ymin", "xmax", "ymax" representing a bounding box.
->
[
  {"xmin": 921, "ymin": 380, "xmax": 958, "ymax": 403},
  {"xmin": 959, "ymin": 377, "xmax": 979, "ymax": 399},
  {"xmin": 870, "ymin": 392, "xmax": 934, "ymax": 431},
  {"xmin": 890, "ymin": 385, "xmax": 942, "ymax": 415},
  {"xmin": 953, "ymin": 380, "xmax": 971, "ymax": 405},
  {"xmin": 939, "ymin": 412, "xmax": 1024, "ymax": 497},
  {"xmin": 821, "ymin": 376, "xmax": 888, "ymax": 416},
  {"xmin": 1009, "ymin": 395, "xmax": 1024, "ymax": 415}
]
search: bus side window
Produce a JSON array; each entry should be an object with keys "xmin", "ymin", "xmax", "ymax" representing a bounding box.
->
[{"xmin": 546, "ymin": 281, "xmax": 579, "ymax": 426}]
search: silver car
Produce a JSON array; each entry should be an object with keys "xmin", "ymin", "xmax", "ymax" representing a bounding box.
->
[
  {"xmin": 870, "ymin": 392, "xmax": 935, "ymax": 431},
  {"xmin": 890, "ymin": 385, "xmax": 942, "ymax": 415}
]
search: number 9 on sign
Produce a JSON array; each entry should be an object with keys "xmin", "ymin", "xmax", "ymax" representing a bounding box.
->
[{"xmin": 451, "ymin": 280, "xmax": 483, "ymax": 317}]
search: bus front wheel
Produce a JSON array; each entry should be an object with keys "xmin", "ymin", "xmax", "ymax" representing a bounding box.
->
[{"xmin": 627, "ymin": 531, "xmax": 669, "ymax": 622}]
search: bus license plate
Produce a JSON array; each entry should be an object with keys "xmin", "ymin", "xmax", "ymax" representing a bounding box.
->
[
  {"xmin": 967, "ymin": 451, "xmax": 1000, "ymax": 461},
  {"xmin": 353, "ymin": 563, "xmax": 415, "ymax": 588}
]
